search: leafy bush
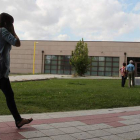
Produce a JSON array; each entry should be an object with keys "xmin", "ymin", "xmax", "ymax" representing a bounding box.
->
[{"xmin": 70, "ymin": 39, "xmax": 91, "ymax": 76}]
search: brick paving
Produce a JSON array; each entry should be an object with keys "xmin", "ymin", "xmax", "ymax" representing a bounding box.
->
[{"xmin": 0, "ymin": 107, "xmax": 140, "ymax": 140}]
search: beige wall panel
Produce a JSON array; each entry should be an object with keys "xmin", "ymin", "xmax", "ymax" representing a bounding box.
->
[
  {"xmin": 13, "ymin": 64, "xmax": 41, "ymax": 69},
  {"xmin": 43, "ymin": 50, "xmax": 72, "ymax": 56},
  {"xmin": 132, "ymin": 48, "xmax": 140, "ymax": 52},
  {"xmin": 12, "ymin": 46, "xmax": 34, "ymax": 50},
  {"xmin": 10, "ymin": 68, "xmax": 32, "ymax": 73},
  {"xmin": 55, "ymin": 41, "xmax": 77, "ymax": 46},
  {"xmin": 86, "ymin": 42, "xmax": 104, "ymax": 47},
  {"xmin": 35, "ymin": 46, "xmax": 49, "ymax": 50},
  {"xmin": 126, "ymin": 52, "xmax": 140, "ymax": 57},
  {"xmin": 10, "ymin": 55, "xmax": 33, "ymax": 59},
  {"xmin": 20, "ymin": 41, "xmax": 34, "ymax": 46},
  {"xmin": 88, "ymin": 46, "xmax": 114, "ymax": 52},
  {"xmin": 88, "ymin": 51, "xmax": 122, "ymax": 57},
  {"xmin": 34, "ymin": 55, "xmax": 42, "ymax": 60},
  {"xmin": 36, "ymin": 46, "xmax": 75, "ymax": 51},
  {"xmin": 10, "ymin": 63, "xmax": 25, "ymax": 68},
  {"xmin": 88, "ymin": 52, "xmax": 105, "ymax": 56},
  {"xmin": 32, "ymin": 41, "xmax": 58, "ymax": 46},
  {"xmin": 11, "ymin": 50, "xmax": 34, "ymax": 55},
  {"xmin": 11, "ymin": 59, "xmax": 42, "ymax": 65},
  {"xmin": 88, "ymin": 46, "xmax": 124, "ymax": 52}
]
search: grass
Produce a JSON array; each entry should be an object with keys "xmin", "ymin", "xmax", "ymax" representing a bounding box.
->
[{"xmin": 0, "ymin": 79, "xmax": 140, "ymax": 115}]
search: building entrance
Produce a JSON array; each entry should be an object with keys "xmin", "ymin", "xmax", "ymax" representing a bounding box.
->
[
  {"xmin": 127, "ymin": 57, "xmax": 140, "ymax": 77},
  {"xmin": 135, "ymin": 62, "xmax": 140, "ymax": 77}
]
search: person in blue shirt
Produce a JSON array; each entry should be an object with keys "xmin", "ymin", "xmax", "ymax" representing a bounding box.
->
[
  {"xmin": 0, "ymin": 13, "xmax": 33, "ymax": 128},
  {"xmin": 126, "ymin": 60, "xmax": 135, "ymax": 87}
]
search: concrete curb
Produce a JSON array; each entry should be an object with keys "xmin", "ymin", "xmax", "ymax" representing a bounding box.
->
[{"xmin": 9, "ymin": 74, "xmax": 121, "ymax": 82}]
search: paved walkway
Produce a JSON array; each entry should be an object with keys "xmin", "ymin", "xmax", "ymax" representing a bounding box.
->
[
  {"xmin": 1, "ymin": 106, "xmax": 140, "ymax": 140},
  {"xmin": 0, "ymin": 74, "xmax": 140, "ymax": 140}
]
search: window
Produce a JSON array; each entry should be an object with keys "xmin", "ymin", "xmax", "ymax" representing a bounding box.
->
[
  {"xmin": 99, "ymin": 62, "xmax": 105, "ymax": 66},
  {"xmin": 44, "ymin": 55, "xmax": 119, "ymax": 76},
  {"xmin": 99, "ymin": 57, "xmax": 105, "ymax": 61},
  {"xmin": 44, "ymin": 55, "xmax": 72, "ymax": 75},
  {"xmin": 87, "ymin": 56, "xmax": 119, "ymax": 76},
  {"xmin": 92, "ymin": 62, "xmax": 98, "ymax": 66}
]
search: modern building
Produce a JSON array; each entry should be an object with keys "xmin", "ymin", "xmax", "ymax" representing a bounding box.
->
[{"xmin": 10, "ymin": 41, "xmax": 140, "ymax": 77}]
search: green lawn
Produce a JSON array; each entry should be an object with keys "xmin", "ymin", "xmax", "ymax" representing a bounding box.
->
[{"xmin": 0, "ymin": 79, "xmax": 140, "ymax": 115}]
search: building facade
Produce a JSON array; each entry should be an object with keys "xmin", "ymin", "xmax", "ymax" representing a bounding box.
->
[{"xmin": 10, "ymin": 41, "xmax": 140, "ymax": 77}]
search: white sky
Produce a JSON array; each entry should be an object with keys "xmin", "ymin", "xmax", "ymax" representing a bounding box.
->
[{"xmin": 1, "ymin": 0, "xmax": 140, "ymax": 41}]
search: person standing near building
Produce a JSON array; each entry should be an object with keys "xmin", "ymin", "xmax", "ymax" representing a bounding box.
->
[
  {"xmin": 0, "ymin": 13, "xmax": 33, "ymax": 128},
  {"xmin": 126, "ymin": 60, "xmax": 135, "ymax": 87},
  {"xmin": 120, "ymin": 63, "xmax": 127, "ymax": 87}
]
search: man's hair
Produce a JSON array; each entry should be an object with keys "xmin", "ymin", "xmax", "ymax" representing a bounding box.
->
[
  {"xmin": 0, "ymin": 13, "xmax": 14, "ymax": 32},
  {"xmin": 129, "ymin": 60, "xmax": 133, "ymax": 64}
]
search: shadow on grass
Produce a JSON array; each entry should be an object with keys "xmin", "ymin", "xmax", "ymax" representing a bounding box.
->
[{"xmin": 68, "ymin": 82, "xmax": 86, "ymax": 85}]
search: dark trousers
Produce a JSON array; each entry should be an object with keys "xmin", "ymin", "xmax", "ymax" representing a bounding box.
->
[
  {"xmin": 121, "ymin": 76, "xmax": 126, "ymax": 87},
  {"xmin": 0, "ymin": 77, "xmax": 21, "ymax": 122}
]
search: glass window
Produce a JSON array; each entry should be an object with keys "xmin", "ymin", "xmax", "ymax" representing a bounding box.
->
[
  {"xmin": 85, "ymin": 71, "xmax": 90, "ymax": 75},
  {"xmin": 91, "ymin": 71, "xmax": 97, "ymax": 76},
  {"xmin": 58, "ymin": 56, "xmax": 64, "ymax": 60},
  {"xmin": 98, "ymin": 72, "xmax": 104, "ymax": 76},
  {"xmin": 113, "ymin": 57, "xmax": 119, "ymax": 61},
  {"xmin": 45, "ymin": 55, "xmax": 72, "ymax": 75},
  {"xmin": 113, "ymin": 62, "xmax": 119, "ymax": 67},
  {"xmin": 92, "ymin": 56, "xmax": 99, "ymax": 61},
  {"xmin": 105, "ymin": 67, "xmax": 112, "ymax": 71},
  {"xmin": 59, "ymin": 65, "xmax": 64, "ymax": 70},
  {"xmin": 64, "ymin": 70, "xmax": 71, "ymax": 75},
  {"xmin": 99, "ymin": 62, "xmax": 105, "ymax": 66},
  {"xmin": 65, "ymin": 56, "xmax": 71, "ymax": 60},
  {"xmin": 51, "ymin": 65, "xmax": 57, "ymax": 69},
  {"xmin": 58, "ymin": 70, "xmax": 64, "ymax": 74},
  {"xmin": 99, "ymin": 57, "xmax": 105, "ymax": 61},
  {"xmin": 45, "ymin": 70, "xmax": 50, "ymax": 74},
  {"xmin": 45, "ymin": 65, "xmax": 50, "ymax": 69},
  {"xmin": 51, "ymin": 70, "xmax": 57, "ymax": 74},
  {"xmin": 45, "ymin": 60, "xmax": 51, "ymax": 64},
  {"xmin": 64, "ymin": 61, "xmax": 70, "ymax": 65},
  {"xmin": 46, "ymin": 55, "xmax": 51, "ymax": 59},
  {"xmin": 44, "ymin": 55, "xmax": 119, "ymax": 77},
  {"xmin": 58, "ymin": 61, "xmax": 63, "ymax": 65},
  {"xmin": 112, "ymin": 72, "xmax": 119, "ymax": 77},
  {"xmin": 113, "ymin": 67, "xmax": 119, "ymax": 71},
  {"xmin": 51, "ymin": 55, "xmax": 57, "ymax": 60},
  {"xmin": 92, "ymin": 62, "xmax": 98, "ymax": 66},
  {"xmin": 58, "ymin": 61, "xmax": 65, "ymax": 65},
  {"xmin": 92, "ymin": 67, "xmax": 98, "ymax": 71},
  {"xmin": 51, "ymin": 61, "xmax": 57, "ymax": 65},
  {"xmin": 105, "ymin": 72, "xmax": 112, "ymax": 76},
  {"xmin": 106, "ymin": 57, "xmax": 112, "ymax": 61},
  {"xmin": 106, "ymin": 62, "xmax": 112, "ymax": 66},
  {"xmin": 99, "ymin": 67, "xmax": 105, "ymax": 71},
  {"xmin": 58, "ymin": 65, "xmax": 64, "ymax": 69},
  {"xmin": 64, "ymin": 66, "xmax": 71, "ymax": 70}
]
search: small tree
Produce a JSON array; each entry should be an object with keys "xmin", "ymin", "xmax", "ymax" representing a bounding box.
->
[{"xmin": 70, "ymin": 38, "xmax": 91, "ymax": 76}]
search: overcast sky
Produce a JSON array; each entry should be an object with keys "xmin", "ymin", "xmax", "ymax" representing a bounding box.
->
[{"xmin": 0, "ymin": 0, "xmax": 140, "ymax": 41}]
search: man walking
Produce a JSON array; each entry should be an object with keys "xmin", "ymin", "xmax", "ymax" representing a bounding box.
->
[{"xmin": 126, "ymin": 60, "xmax": 135, "ymax": 87}]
